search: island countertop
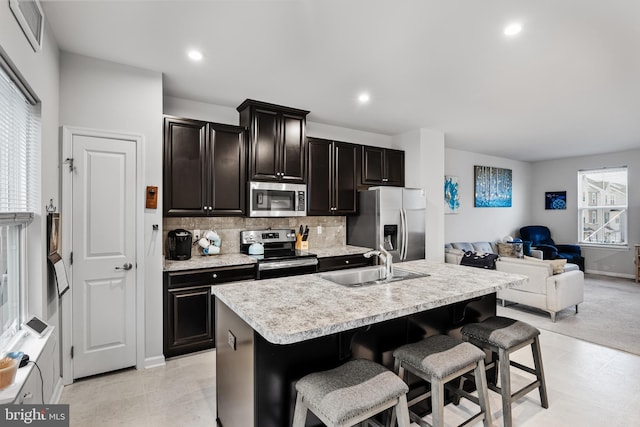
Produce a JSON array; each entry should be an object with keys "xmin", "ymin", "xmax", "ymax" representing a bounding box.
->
[{"xmin": 212, "ymin": 260, "xmax": 527, "ymax": 345}]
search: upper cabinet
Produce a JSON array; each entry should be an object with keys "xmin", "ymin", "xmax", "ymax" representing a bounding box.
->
[
  {"xmin": 164, "ymin": 116, "xmax": 246, "ymax": 217},
  {"xmin": 361, "ymin": 146, "xmax": 405, "ymax": 187},
  {"xmin": 307, "ymin": 138, "xmax": 357, "ymax": 215},
  {"xmin": 237, "ymin": 99, "xmax": 309, "ymax": 183}
]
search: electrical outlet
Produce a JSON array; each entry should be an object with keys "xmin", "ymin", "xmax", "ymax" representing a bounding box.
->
[
  {"xmin": 317, "ymin": 226, "xmax": 323, "ymax": 235},
  {"xmin": 193, "ymin": 229, "xmax": 201, "ymax": 240}
]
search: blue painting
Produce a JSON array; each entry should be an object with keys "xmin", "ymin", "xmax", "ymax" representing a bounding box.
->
[
  {"xmin": 444, "ymin": 175, "xmax": 460, "ymax": 214},
  {"xmin": 474, "ymin": 166, "xmax": 512, "ymax": 207},
  {"xmin": 545, "ymin": 191, "xmax": 567, "ymax": 210}
]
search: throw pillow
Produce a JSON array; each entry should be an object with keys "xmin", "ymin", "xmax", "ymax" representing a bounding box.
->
[
  {"xmin": 497, "ymin": 242, "xmax": 523, "ymax": 258},
  {"xmin": 547, "ymin": 258, "xmax": 567, "ymax": 274}
]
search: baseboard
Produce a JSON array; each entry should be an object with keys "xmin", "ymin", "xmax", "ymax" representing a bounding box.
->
[
  {"xmin": 49, "ymin": 377, "xmax": 64, "ymax": 404},
  {"xmin": 585, "ymin": 269, "xmax": 635, "ymax": 280},
  {"xmin": 144, "ymin": 355, "xmax": 166, "ymax": 369}
]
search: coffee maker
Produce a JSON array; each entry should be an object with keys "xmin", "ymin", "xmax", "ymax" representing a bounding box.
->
[{"xmin": 166, "ymin": 229, "xmax": 192, "ymax": 260}]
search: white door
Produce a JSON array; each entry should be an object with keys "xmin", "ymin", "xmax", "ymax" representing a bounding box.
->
[{"xmin": 71, "ymin": 133, "xmax": 137, "ymax": 379}]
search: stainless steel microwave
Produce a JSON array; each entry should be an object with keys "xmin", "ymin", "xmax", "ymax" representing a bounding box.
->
[{"xmin": 248, "ymin": 181, "xmax": 307, "ymax": 217}]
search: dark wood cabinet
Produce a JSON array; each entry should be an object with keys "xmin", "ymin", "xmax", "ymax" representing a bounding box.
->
[
  {"xmin": 164, "ymin": 116, "xmax": 246, "ymax": 217},
  {"xmin": 164, "ymin": 264, "xmax": 256, "ymax": 357},
  {"xmin": 237, "ymin": 99, "xmax": 309, "ymax": 183},
  {"xmin": 361, "ymin": 146, "xmax": 405, "ymax": 187},
  {"xmin": 307, "ymin": 137, "xmax": 357, "ymax": 215},
  {"xmin": 317, "ymin": 254, "xmax": 375, "ymax": 272}
]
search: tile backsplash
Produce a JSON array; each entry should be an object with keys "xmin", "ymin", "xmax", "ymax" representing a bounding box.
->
[{"xmin": 163, "ymin": 216, "xmax": 347, "ymax": 257}]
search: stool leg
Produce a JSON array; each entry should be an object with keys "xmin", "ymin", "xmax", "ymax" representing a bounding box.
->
[
  {"xmin": 532, "ymin": 337, "xmax": 549, "ymax": 409},
  {"xmin": 499, "ymin": 348, "xmax": 513, "ymax": 427},
  {"xmin": 395, "ymin": 394, "xmax": 411, "ymax": 427},
  {"xmin": 292, "ymin": 393, "xmax": 307, "ymax": 427},
  {"xmin": 431, "ymin": 378, "xmax": 445, "ymax": 427},
  {"xmin": 474, "ymin": 359, "xmax": 492, "ymax": 427}
]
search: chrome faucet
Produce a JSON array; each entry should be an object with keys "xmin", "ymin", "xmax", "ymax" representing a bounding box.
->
[{"xmin": 363, "ymin": 245, "xmax": 393, "ymax": 279}]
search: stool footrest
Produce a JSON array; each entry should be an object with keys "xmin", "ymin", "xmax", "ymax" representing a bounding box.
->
[{"xmin": 510, "ymin": 360, "xmax": 536, "ymax": 376}]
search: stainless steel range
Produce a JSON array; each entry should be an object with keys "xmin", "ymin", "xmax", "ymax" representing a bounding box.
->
[{"xmin": 240, "ymin": 229, "xmax": 318, "ymax": 279}]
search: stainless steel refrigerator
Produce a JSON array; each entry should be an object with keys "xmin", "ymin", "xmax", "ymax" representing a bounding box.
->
[{"xmin": 347, "ymin": 187, "xmax": 426, "ymax": 262}]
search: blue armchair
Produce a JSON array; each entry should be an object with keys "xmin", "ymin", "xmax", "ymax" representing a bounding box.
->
[{"xmin": 519, "ymin": 225, "xmax": 584, "ymax": 271}]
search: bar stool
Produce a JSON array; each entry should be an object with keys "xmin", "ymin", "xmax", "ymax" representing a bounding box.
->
[
  {"xmin": 292, "ymin": 359, "xmax": 411, "ymax": 427},
  {"xmin": 461, "ymin": 316, "xmax": 549, "ymax": 427},
  {"xmin": 391, "ymin": 334, "xmax": 492, "ymax": 427}
]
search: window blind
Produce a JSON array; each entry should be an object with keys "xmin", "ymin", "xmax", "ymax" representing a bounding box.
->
[{"xmin": 0, "ymin": 63, "xmax": 40, "ymax": 213}]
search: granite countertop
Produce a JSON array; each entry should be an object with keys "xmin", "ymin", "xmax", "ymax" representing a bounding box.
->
[
  {"xmin": 163, "ymin": 253, "xmax": 256, "ymax": 272},
  {"xmin": 162, "ymin": 245, "xmax": 372, "ymax": 272},
  {"xmin": 212, "ymin": 260, "xmax": 528, "ymax": 345}
]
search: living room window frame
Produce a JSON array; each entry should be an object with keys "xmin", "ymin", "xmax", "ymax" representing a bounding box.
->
[{"xmin": 577, "ymin": 167, "xmax": 628, "ymax": 248}]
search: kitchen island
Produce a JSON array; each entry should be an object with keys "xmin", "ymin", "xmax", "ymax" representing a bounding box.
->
[{"xmin": 213, "ymin": 260, "xmax": 527, "ymax": 427}]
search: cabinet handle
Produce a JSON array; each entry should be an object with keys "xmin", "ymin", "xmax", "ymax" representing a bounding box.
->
[
  {"xmin": 382, "ymin": 178, "xmax": 389, "ymax": 182},
  {"xmin": 212, "ymin": 273, "xmax": 218, "ymax": 279},
  {"xmin": 345, "ymin": 260, "xmax": 349, "ymax": 264}
]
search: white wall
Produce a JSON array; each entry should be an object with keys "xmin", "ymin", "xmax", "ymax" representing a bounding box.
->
[
  {"xmin": 1, "ymin": 7, "xmax": 61, "ymax": 401},
  {"xmin": 59, "ymin": 52, "xmax": 164, "ymax": 367},
  {"xmin": 530, "ymin": 148, "xmax": 640, "ymax": 277},
  {"xmin": 444, "ymin": 148, "xmax": 532, "ymax": 243},
  {"xmin": 394, "ymin": 129, "xmax": 445, "ymax": 261}
]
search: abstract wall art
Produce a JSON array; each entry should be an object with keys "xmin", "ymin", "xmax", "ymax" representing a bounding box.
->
[
  {"xmin": 444, "ymin": 175, "xmax": 460, "ymax": 214},
  {"xmin": 545, "ymin": 191, "xmax": 567, "ymax": 210},
  {"xmin": 474, "ymin": 165, "xmax": 512, "ymax": 207}
]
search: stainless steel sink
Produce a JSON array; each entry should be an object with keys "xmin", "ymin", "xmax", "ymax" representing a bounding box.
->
[{"xmin": 319, "ymin": 266, "xmax": 428, "ymax": 287}]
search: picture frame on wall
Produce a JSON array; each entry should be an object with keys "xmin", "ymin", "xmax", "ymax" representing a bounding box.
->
[
  {"xmin": 47, "ymin": 212, "xmax": 61, "ymax": 257},
  {"xmin": 545, "ymin": 191, "xmax": 567, "ymax": 210},
  {"xmin": 444, "ymin": 175, "xmax": 460, "ymax": 214},
  {"xmin": 474, "ymin": 165, "xmax": 512, "ymax": 207}
]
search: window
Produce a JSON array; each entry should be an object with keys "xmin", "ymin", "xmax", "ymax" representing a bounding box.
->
[
  {"xmin": 0, "ymin": 55, "xmax": 39, "ymax": 351},
  {"xmin": 578, "ymin": 167, "xmax": 628, "ymax": 246}
]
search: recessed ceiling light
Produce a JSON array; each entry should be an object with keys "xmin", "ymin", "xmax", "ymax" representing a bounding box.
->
[
  {"xmin": 358, "ymin": 92, "xmax": 370, "ymax": 104},
  {"xmin": 504, "ymin": 23, "xmax": 522, "ymax": 36},
  {"xmin": 187, "ymin": 50, "xmax": 203, "ymax": 61}
]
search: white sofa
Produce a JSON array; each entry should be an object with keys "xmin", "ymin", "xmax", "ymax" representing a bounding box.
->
[{"xmin": 445, "ymin": 242, "xmax": 584, "ymax": 322}]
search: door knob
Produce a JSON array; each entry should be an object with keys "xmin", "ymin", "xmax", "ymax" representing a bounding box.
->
[{"xmin": 115, "ymin": 263, "xmax": 133, "ymax": 271}]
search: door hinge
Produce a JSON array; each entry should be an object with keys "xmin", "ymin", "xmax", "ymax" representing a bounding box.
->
[
  {"xmin": 70, "ymin": 346, "xmax": 74, "ymax": 359},
  {"xmin": 70, "ymin": 252, "xmax": 73, "ymax": 265}
]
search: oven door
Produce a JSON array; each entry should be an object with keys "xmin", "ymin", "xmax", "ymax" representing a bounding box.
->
[
  {"xmin": 257, "ymin": 258, "xmax": 318, "ymax": 279},
  {"xmin": 249, "ymin": 182, "xmax": 306, "ymax": 217}
]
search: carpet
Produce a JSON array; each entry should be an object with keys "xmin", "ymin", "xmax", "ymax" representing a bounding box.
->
[{"xmin": 496, "ymin": 274, "xmax": 640, "ymax": 355}]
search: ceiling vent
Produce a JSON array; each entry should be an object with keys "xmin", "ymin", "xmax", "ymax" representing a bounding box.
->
[{"xmin": 10, "ymin": 0, "xmax": 44, "ymax": 52}]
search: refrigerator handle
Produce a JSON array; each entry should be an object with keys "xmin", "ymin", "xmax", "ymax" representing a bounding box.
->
[{"xmin": 400, "ymin": 208, "xmax": 408, "ymax": 260}]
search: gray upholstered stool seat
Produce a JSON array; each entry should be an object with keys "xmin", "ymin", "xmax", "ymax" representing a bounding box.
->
[
  {"xmin": 461, "ymin": 316, "xmax": 549, "ymax": 427},
  {"xmin": 391, "ymin": 335, "xmax": 492, "ymax": 427},
  {"xmin": 293, "ymin": 359, "xmax": 411, "ymax": 427}
]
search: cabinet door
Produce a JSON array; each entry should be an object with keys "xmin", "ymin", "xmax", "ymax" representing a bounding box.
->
[
  {"xmin": 362, "ymin": 146, "xmax": 385, "ymax": 185},
  {"xmin": 164, "ymin": 117, "xmax": 208, "ymax": 216},
  {"xmin": 333, "ymin": 142, "xmax": 357, "ymax": 214},
  {"xmin": 166, "ymin": 285, "xmax": 214, "ymax": 357},
  {"xmin": 307, "ymin": 137, "xmax": 333, "ymax": 215},
  {"xmin": 384, "ymin": 149, "xmax": 405, "ymax": 187},
  {"xmin": 250, "ymin": 108, "xmax": 280, "ymax": 181},
  {"xmin": 280, "ymin": 113, "xmax": 306, "ymax": 182},
  {"xmin": 209, "ymin": 123, "xmax": 247, "ymax": 215}
]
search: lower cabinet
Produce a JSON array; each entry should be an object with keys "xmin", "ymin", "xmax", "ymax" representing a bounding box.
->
[
  {"xmin": 317, "ymin": 254, "xmax": 375, "ymax": 272},
  {"xmin": 164, "ymin": 264, "xmax": 255, "ymax": 357}
]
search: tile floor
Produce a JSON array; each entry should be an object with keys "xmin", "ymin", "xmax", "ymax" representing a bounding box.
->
[{"xmin": 60, "ymin": 329, "xmax": 640, "ymax": 426}]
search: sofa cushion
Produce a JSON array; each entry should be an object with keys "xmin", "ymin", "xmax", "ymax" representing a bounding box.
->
[
  {"xmin": 451, "ymin": 242, "xmax": 475, "ymax": 252},
  {"xmin": 472, "ymin": 242, "xmax": 495, "ymax": 254}
]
